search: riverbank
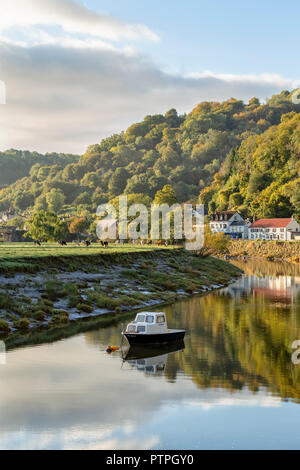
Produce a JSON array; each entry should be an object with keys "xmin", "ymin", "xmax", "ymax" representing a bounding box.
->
[
  {"xmin": 225, "ymin": 239, "xmax": 300, "ymax": 263},
  {"xmin": 0, "ymin": 247, "xmax": 242, "ymax": 348}
]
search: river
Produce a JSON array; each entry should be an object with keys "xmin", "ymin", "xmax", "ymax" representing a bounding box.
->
[{"xmin": 0, "ymin": 260, "xmax": 300, "ymax": 450}]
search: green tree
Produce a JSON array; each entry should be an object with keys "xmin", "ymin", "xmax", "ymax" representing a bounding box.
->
[
  {"xmin": 154, "ymin": 185, "xmax": 178, "ymax": 205},
  {"xmin": 27, "ymin": 211, "xmax": 68, "ymax": 242},
  {"xmin": 46, "ymin": 188, "xmax": 65, "ymax": 213},
  {"xmin": 108, "ymin": 168, "xmax": 129, "ymax": 195}
]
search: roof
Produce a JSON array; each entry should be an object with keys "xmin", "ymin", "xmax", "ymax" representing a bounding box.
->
[
  {"xmin": 212, "ymin": 211, "xmax": 237, "ymax": 217},
  {"xmin": 249, "ymin": 218, "xmax": 293, "ymax": 229},
  {"xmin": 210, "ymin": 211, "xmax": 239, "ymax": 221},
  {"xmin": 137, "ymin": 312, "xmax": 165, "ymax": 317}
]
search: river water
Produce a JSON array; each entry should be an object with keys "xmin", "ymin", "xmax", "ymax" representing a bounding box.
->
[{"xmin": 0, "ymin": 260, "xmax": 300, "ymax": 450}]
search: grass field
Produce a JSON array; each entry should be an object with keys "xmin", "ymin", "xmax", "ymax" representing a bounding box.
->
[{"xmin": 0, "ymin": 242, "xmax": 178, "ymax": 273}]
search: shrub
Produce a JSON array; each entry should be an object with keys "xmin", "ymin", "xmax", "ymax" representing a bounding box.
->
[
  {"xmin": 14, "ymin": 318, "xmax": 30, "ymax": 331},
  {"xmin": 34, "ymin": 310, "xmax": 46, "ymax": 321},
  {"xmin": 0, "ymin": 292, "xmax": 14, "ymax": 310},
  {"xmin": 0, "ymin": 319, "xmax": 10, "ymax": 333},
  {"xmin": 50, "ymin": 311, "xmax": 69, "ymax": 326},
  {"xmin": 45, "ymin": 281, "xmax": 67, "ymax": 300},
  {"xmin": 77, "ymin": 303, "xmax": 93, "ymax": 313},
  {"xmin": 87, "ymin": 292, "xmax": 119, "ymax": 309}
]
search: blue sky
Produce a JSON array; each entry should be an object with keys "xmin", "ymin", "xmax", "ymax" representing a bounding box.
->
[
  {"xmin": 86, "ymin": 0, "xmax": 300, "ymax": 76},
  {"xmin": 0, "ymin": 0, "xmax": 299, "ymax": 153}
]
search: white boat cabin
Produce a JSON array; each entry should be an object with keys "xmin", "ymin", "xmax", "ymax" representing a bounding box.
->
[{"xmin": 126, "ymin": 312, "xmax": 168, "ymax": 335}]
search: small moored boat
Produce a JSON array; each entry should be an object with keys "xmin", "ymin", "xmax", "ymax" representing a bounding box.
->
[{"xmin": 123, "ymin": 312, "xmax": 185, "ymax": 345}]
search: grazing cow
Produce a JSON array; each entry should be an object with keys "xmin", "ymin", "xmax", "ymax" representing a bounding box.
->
[
  {"xmin": 34, "ymin": 240, "xmax": 41, "ymax": 246},
  {"xmin": 164, "ymin": 241, "xmax": 169, "ymax": 247},
  {"xmin": 157, "ymin": 240, "xmax": 163, "ymax": 246},
  {"xmin": 147, "ymin": 240, "xmax": 152, "ymax": 246},
  {"xmin": 85, "ymin": 240, "xmax": 91, "ymax": 247},
  {"xmin": 100, "ymin": 240, "xmax": 109, "ymax": 248},
  {"xmin": 58, "ymin": 240, "xmax": 67, "ymax": 246}
]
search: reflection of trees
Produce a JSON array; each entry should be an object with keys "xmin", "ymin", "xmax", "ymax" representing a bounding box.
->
[
  {"xmin": 84, "ymin": 261, "xmax": 300, "ymax": 402},
  {"xmin": 163, "ymin": 287, "xmax": 300, "ymax": 402},
  {"xmin": 231, "ymin": 259, "xmax": 300, "ymax": 278}
]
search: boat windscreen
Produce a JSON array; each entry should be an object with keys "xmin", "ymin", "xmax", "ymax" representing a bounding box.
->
[{"xmin": 136, "ymin": 314, "xmax": 145, "ymax": 322}]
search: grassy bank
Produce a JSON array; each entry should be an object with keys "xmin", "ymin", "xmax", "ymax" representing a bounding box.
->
[
  {"xmin": 0, "ymin": 245, "xmax": 242, "ymax": 347},
  {"xmin": 227, "ymin": 239, "xmax": 300, "ymax": 263},
  {"xmin": 0, "ymin": 242, "xmax": 176, "ymax": 274}
]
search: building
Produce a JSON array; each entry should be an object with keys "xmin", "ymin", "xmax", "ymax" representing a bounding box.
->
[
  {"xmin": 209, "ymin": 211, "xmax": 250, "ymax": 239},
  {"xmin": 248, "ymin": 216, "xmax": 300, "ymax": 241},
  {"xmin": 0, "ymin": 210, "xmax": 21, "ymax": 223}
]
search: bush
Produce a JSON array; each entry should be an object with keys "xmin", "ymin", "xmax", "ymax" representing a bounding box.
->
[
  {"xmin": 34, "ymin": 310, "xmax": 46, "ymax": 321},
  {"xmin": 0, "ymin": 292, "xmax": 14, "ymax": 310},
  {"xmin": 50, "ymin": 311, "xmax": 69, "ymax": 326},
  {"xmin": 14, "ymin": 318, "xmax": 30, "ymax": 331},
  {"xmin": 77, "ymin": 303, "xmax": 93, "ymax": 313},
  {"xmin": 0, "ymin": 319, "xmax": 10, "ymax": 333},
  {"xmin": 45, "ymin": 281, "xmax": 67, "ymax": 300},
  {"xmin": 87, "ymin": 291, "xmax": 119, "ymax": 309}
]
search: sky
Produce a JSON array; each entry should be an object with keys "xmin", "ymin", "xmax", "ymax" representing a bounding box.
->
[{"xmin": 0, "ymin": 0, "xmax": 299, "ymax": 154}]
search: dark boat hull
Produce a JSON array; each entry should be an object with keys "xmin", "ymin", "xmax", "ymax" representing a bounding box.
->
[{"xmin": 124, "ymin": 330, "xmax": 185, "ymax": 345}]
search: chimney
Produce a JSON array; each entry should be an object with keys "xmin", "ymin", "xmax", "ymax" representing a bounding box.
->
[{"xmin": 292, "ymin": 214, "xmax": 295, "ymax": 221}]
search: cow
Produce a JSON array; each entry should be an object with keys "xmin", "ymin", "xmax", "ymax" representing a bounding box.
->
[
  {"xmin": 58, "ymin": 240, "xmax": 67, "ymax": 246},
  {"xmin": 34, "ymin": 240, "xmax": 41, "ymax": 246}
]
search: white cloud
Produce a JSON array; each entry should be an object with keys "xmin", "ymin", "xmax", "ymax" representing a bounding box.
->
[
  {"xmin": 0, "ymin": 1, "xmax": 297, "ymax": 153},
  {"xmin": 0, "ymin": 39, "xmax": 297, "ymax": 154},
  {"xmin": 0, "ymin": 0, "xmax": 159, "ymax": 42}
]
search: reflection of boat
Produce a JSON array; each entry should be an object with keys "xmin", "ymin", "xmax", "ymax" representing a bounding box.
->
[
  {"xmin": 123, "ymin": 312, "xmax": 185, "ymax": 345},
  {"xmin": 124, "ymin": 340, "xmax": 185, "ymax": 361},
  {"xmin": 123, "ymin": 341, "xmax": 185, "ymax": 376}
]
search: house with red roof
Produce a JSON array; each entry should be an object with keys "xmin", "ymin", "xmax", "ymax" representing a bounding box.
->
[{"xmin": 248, "ymin": 216, "xmax": 300, "ymax": 241}]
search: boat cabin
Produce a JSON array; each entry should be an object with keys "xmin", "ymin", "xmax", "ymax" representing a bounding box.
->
[{"xmin": 126, "ymin": 312, "xmax": 168, "ymax": 335}]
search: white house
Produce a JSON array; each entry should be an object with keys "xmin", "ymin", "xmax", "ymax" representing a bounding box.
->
[
  {"xmin": 248, "ymin": 216, "xmax": 300, "ymax": 241},
  {"xmin": 209, "ymin": 211, "xmax": 250, "ymax": 239}
]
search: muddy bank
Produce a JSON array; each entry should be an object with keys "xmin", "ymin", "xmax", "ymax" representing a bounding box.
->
[{"xmin": 0, "ymin": 249, "xmax": 242, "ymax": 348}]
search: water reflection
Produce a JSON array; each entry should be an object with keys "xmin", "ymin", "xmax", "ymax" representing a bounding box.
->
[
  {"xmin": 1, "ymin": 260, "xmax": 300, "ymax": 449},
  {"xmin": 84, "ymin": 260, "xmax": 300, "ymax": 401},
  {"xmin": 123, "ymin": 342, "xmax": 185, "ymax": 376}
]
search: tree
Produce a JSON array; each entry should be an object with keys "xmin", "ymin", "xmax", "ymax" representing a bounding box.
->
[
  {"xmin": 69, "ymin": 217, "xmax": 88, "ymax": 234},
  {"xmin": 108, "ymin": 168, "xmax": 129, "ymax": 195},
  {"xmin": 27, "ymin": 211, "xmax": 68, "ymax": 242},
  {"xmin": 154, "ymin": 185, "xmax": 178, "ymax": 206},
  {"xmin": 14, "ymin": 191, "xmax": 34, "ymax": 211},
  {"xmin": 46, "ymin": 188, "xmax": 65, "ymax": 213},
  {"xmin": 34, "ymin": 194, "xmax": 48, "ymax": 211}
]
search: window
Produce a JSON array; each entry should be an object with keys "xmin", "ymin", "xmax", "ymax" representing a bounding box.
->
[
  {"xmin": 157, "ymin": 315, "xmax": 166, "ymax": 323},
  {"xmin": 136, "ymin": 314, "xmax": 145, "ymax": 323},
  {"xmin": 137, "ymin": 325, "xmax": 146, "ymax": 333},
  {"xmin": 127, "ymin": 324, "xmax": 136, "ymax": 332},
  {"xmin": 146, "ymin": 315, "xmax": 154, "ymax": 323}
]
